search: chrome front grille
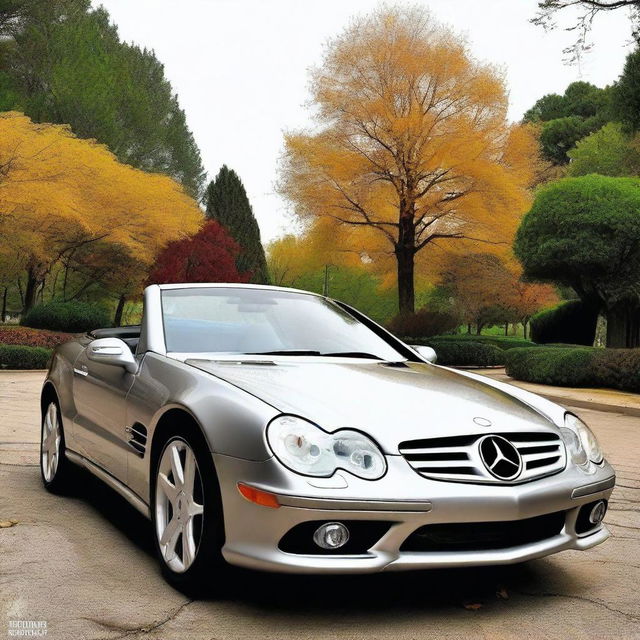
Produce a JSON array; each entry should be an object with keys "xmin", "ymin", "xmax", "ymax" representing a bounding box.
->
[{"xmin": 398, "ymin": 431, "xmax": 566, "ymax": 484}]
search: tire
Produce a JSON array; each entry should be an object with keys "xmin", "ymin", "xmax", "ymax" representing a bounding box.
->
[
  {"xmin": 40, "ymin": 398, "xmax": 74, "ymax": 493},
  {"xmin": 151, "ymin": 423, "xmax": 226, "ymax": 593}
]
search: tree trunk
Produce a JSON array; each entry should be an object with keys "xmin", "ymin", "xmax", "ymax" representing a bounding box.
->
[
  {"xmin": 395, "ymin": 245, "xmax": 415, "ymax": 313},
  {"xmin": 606, "ymin": 305, "xmax": 640, "ymax": 348},
  {"xmin": 113, "ymin": 294, "xmax": 126, "ymax": 327},
  {"xmin": 523, "ymin": 320, "xmax": 528, "ymax": 340},
  {"xmin": 23, "ymin": 266, "xmax": 40, "ymax": 313},
  {"xmin": 1, "ymin": 287, "xmax": 7, "ymax": 322},
  {"xmin": 476, "ymin": 323, "xmax": 483, "ymax": 335},
  {"xmin": 467, "ymin": 323, "xmax": 472, "ymax": 335},
  {"xmin": 395, "ymin": 209, "xmax": 416, "ymax": 313},
  {"xmin": 504, "ymin": 322, "xmax": 508, "ymax": 336}
]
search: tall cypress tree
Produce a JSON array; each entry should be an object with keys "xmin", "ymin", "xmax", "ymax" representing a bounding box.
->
[{"xmin": 204, "ymin": 166, "xmax": 269, "ymax": 284}]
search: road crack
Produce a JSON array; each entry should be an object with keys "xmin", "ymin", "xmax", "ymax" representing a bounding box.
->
[
  {"xmin": 514, "ymin": 589, "xmax": 640, "ymax": 622},
  {"xmin": 86, "ymin": 599, "xmax": 194, "ymax": 639}
]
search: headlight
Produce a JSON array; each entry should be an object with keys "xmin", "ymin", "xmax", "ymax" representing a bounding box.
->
[
  {"xmin": 560, "ymin": 413, "xmax": 604, "ymax": 466},
  {"xmin": 267, "ymin": 415, "xmax": 387, "ymax": 480}
]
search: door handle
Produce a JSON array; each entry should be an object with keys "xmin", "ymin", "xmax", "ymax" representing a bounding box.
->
[{"xmin": 73, "ymin": 365, "xmax": 88, "ymax": 377}]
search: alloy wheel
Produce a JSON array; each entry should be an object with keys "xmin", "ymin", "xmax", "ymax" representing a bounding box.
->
[
  {"xmin": 155, "ymin": 438, "xmax": 205, "ymax": 573},
  {"xmin": 41, "ymin": 402, "xmax": 61, "ymax": 483}
]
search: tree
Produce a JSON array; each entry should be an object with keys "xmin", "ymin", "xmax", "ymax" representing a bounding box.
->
[
  {"xmin": 0, "ymin": 0, "xmax": 205, "ymax": 197},
  {"xmin": 524, "ymin": 82, "xmax": 612, "ymax": 164},
  {"xmin": 204, "ymin": 166, "xmax": 269, "ymax": 284},
  {"xmin": 524, "ymin": 82, "xmax": 612, "ymax": 123},
  {"xmin": 279, "ymin": 6, "xmax": 537, "ymax": 313},
  {"xmin": 147, "ymin": 221, "xmax": 249, "ymax": 285},
  {"xmin": 532, "ymin": 0, "xmax": 640, "ymax": 62},
  {"xmin": 0, "ymin": 112, "xmax": 202, "ymax": 312},
  {"xmin": 613, "ymin": 47, "xmax": 640, "ymax": 133},
  {"xmin": 438, "ymin": 254, "xmax": 516, "ymax": 334},
  {"xmin": 434, "ymin": 253, "xmax": 557, "ymax": 336},
  {"xmin": 514, "ymin": 175, "xmax": 640, "ymax": 348},
  {"xmin": 509, "ymin": 276, "xmax": 559, "ymax": 339},
  {"xmin": 567, "ymin": 122, "xmax": 640, "ymax": 176},
  {"xmin": 539, "ymin": 116, "xmax": 600, "ymax": 164}
]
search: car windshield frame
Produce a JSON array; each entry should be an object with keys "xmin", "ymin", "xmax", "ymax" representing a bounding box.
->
[{"xmin": 159, "ymin": 286, "xmax": 407, "ymax": 362}]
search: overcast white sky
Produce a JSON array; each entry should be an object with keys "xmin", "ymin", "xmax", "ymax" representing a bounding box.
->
[{"xmin": 94, "ymin": 0, "xmax": 633, "ymax": 243}]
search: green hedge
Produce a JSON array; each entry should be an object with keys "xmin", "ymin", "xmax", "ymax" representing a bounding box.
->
[
  {"xmin": 411, "ymin": 339, "xmax": 505, "ymax": 367},
  {"xmin": 0, "ymin": 345, "xmax": 52, "ymax": 369},
  {"xmin": 21, "ymin": 300, "xmax": 110, "ymax": 333},
  {"xmin": 410, "ymin": 334, "xmax": 537, "ymax": 351},
  {"xmin": 505, "ymin": 347, "xmax": 640, "ymax": 392},
  {"xmin": 530, "ymin": 300, "xmax": 598, "ymax": 346}
]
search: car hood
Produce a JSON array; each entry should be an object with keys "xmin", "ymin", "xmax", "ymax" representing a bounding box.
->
[{"xmin": 185, "ymin": 359, "xmax": 558, "ymax": 454}]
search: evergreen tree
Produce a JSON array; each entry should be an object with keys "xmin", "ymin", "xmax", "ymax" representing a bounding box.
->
[
  {"xmin": 0, "ymin": 0, "xmax": 205, "ymax": 197},
  {"xmin": 204, "ymin": 166, "xmax": 269, "ymax": 284}
]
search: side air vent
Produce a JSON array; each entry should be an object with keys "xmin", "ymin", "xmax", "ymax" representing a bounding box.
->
[{"xmin": 126, "ymin": 424, "xmax": 147, "ymax": 458}]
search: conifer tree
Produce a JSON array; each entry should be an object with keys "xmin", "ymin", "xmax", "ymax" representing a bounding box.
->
[{"xmin": 204, "ymin": 166, "xmax": 269, "ymax": 284}]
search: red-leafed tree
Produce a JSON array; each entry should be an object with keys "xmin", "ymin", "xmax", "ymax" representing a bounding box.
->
[{"xmin": 147, "ymin": 220, "xmax": 251, "ymax": 285}]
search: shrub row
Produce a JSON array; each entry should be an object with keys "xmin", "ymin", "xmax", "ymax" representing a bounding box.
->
[
  {"xmin": 21, "ymin": 300, "xmax": 110, "ymax": 333},
  {"xmin": 0, "ymin": 345, "xmax": 52, "ymax": 369},
  {"xmin": 429, "ymin": 334, "xmax": 537, "ymax": 351},
  {"xmin": 530, "ymin": 300, "xmax": 598, "ymax": 346},
  {"xmin": 0, "ymin": 326, "xmax": 74, "ymax": 348},
  {"xmin": 409, "ymin": 339, "xmax": 505, "ymax": 367},
  {"xmin": 505, "ymin": 347, "xmax": 640, "ymax": 393},
  {"xmin": 408, "ymin": 334, "xmax": 536, "ymax": 352}
]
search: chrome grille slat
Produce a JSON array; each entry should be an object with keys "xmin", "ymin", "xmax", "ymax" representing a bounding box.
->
[{"xmin": 399, "ymin": 431, "xmax": 566, "ymax": 484}]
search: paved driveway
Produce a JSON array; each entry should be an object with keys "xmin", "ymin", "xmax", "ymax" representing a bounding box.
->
[{"xmin": 1, "ymin": 371, "xmax": 638, "ymax": 640}]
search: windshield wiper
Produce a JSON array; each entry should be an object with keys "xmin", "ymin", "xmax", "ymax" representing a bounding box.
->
[
  {"xmin": 321, "ymin": 351, "xmax": 383, "ymax": 359},
  {"xmin": 244, "ymin": 350, "xmax": 387, "ymax": 360},
  {"xmin": 245, "ymin": 350, "xmax": 322, "ymax": 356}
]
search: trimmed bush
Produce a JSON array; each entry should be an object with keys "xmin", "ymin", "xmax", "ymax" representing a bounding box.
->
[
  {"xmin": 0, "ymin": 326, "xmax": 74, "ymax": 348},
  {"xmin": 505, "ymin": 347, "xmax": 640, "ymax": 392},
  {"xmin": 410, "ymin": 339, "xmax": 505, "ymax": 367},
  {"xmin": 0, "ymin": 345, "xmax": 52, "ymax": 369},
  {"xmin": 529, "ymin": 300, "xmax": 598, "ymax": 346},
  {"xmin": 412, "ymin": 334, "xmax": 537, "ymax": 351},
  {"xmin": 388, "ymin": 309, "xmax": 459, "ymax": 338},
  {"xmin": 21, "ymin": 301, "xmax": 110, "ymax": 333}
]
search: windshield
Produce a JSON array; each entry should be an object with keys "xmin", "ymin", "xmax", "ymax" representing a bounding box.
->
[{"xmin": 160, "ymin": 287, "xmax": 405, "ymax": 361}]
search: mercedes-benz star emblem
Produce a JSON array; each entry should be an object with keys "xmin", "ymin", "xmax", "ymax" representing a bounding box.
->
[{"xmin": 479, "ymin": 435, "xmax": 522, "ymax": 480}]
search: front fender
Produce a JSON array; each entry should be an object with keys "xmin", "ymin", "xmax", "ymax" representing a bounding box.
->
[{"xmin": 126, "ymin": 353, "xmax": 278, "ymax": 502}]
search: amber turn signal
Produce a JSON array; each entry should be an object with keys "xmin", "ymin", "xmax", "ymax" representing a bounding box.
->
[{"xmin": 237, "ymin": 483, "xmax": 280, "ymax": 508}]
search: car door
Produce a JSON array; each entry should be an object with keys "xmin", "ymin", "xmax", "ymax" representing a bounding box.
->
[{"xmin": 72, "ymin": 339, "xmax": 136, "ymax": 482}]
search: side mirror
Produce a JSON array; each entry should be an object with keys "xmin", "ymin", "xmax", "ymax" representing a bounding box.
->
[
  {"xmin": 410, "ymin": 345, "xmax": 437, "ymax": 364},
  {"xmin": 87, "ymin": 337, "xmax": 138, "ymax": 374}
]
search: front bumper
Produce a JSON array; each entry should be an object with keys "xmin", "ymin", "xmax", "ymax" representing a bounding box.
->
[{"xmin": 213, "ymin": 453, "xmax": 615, "ymax": 574}]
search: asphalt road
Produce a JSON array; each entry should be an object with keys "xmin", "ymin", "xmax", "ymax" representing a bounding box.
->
[{"xmin": 1, "ymin": 371, "xmax": 638, "ymax": 640}]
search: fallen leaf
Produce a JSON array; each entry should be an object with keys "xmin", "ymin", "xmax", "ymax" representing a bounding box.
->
[
  {"xmin": 496, "ymin": 587, "xmax": 509, "ymax": 600},
  {"xmin": 463, "ymin": 602, "xmax": 483, "ymax": 611},
  {"xmin": 0, "ymin": 520, "xmax": 17, "ymax": 528}
]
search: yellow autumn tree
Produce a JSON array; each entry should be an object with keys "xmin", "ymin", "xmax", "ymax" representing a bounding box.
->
[
  {"xmin": 279, "ymin": 6, "xmax": 539, "ymax": 313},
  {"xmin": 0, "ymin": 112, "xmax": 202, "ymax": 311}
]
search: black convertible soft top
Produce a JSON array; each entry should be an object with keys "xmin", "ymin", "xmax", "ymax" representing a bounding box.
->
[
  {"xmin": 88, "ymin": 326, "xmax": 141, "ymax": 353},
  {"xmin": 88, "ymin": 325, "xmax": 140, "ymax": 339}
]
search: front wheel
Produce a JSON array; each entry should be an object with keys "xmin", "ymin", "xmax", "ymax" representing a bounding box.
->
[
  {"xmin": 152, "ymin": 430, "xmax": 225, "ymax": 591},
  {"xmin": 40, "ymin": 400, "xmax": 74, "ymax": 492}
]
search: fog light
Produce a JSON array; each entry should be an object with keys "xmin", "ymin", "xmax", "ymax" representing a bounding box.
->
[
  {"xmin": 313, "ymin": 522, "xmax": 349, "ymax": 549},
  {"xmin": 589, "ymin": 500, "xmax": 607, "ymax": 525}
]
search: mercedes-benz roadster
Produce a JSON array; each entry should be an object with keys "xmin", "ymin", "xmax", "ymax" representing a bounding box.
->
[{"xmin": 40, "ymin": 284, "xmax": 615, "ymax": 589}]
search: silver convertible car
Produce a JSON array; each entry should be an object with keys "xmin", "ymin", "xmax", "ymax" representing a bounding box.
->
[{"xmin": 41, "ymin": 283, "xmax": 615, "ymax": 589}]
